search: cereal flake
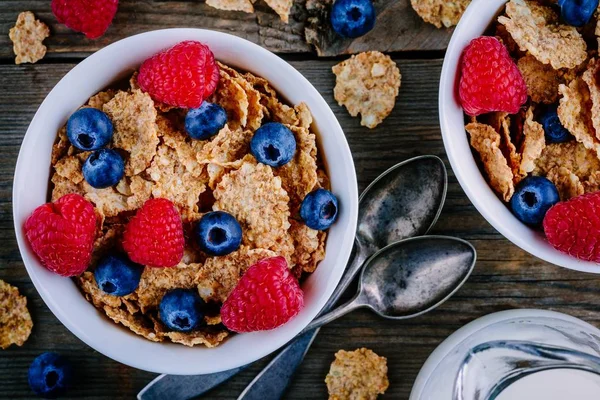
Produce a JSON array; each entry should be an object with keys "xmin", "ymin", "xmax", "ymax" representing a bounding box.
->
[
  {"xmin": 535, "ymin": 142, "xmax": 600, "ymax": 178},
  {"xmin": 206, "ymin": 0, "xmax": 254, "ymax": 12},
  {"xmin": 498, "ymin": 0, "xmax": 587, "ymax": 70},
  {"xmin": 103, "ymin": 90, "xmax": 159, "ymax": 176},
  {"xmin": 289, "ymin": 220, "xmax": 326, "ymax": 276},
  {"xmin": 325, "ymin": 348, "xmax": 389, "ymax": 400},
  {"xmin": 264, "ymin": 0, "xmax": 293, "ymax": 23},
  {"xmin": 517, "ymin": 54, "xmax": 561, "ymax": 104},
  {"xmin": 9, "ymin": 11, "xmax": 49, "ymax": 64},
  {"xmin": 0, "ymin": 280, "xmax": 33, "ymax": 349},
  {"xmin": 410, "ymin": 0, "xmax": 471, "ymax": 28},
  {"xmin": 519, "ymin": 107, "xmax": 546, "ymax": 175},
  {"xmin": 213, "ymin": 162, "xmax": 293, "ymax": 254},
  {"xmin": 332, "ymin": 51, "xmax": 401, "ymax": 129},
  {"xmin": 212, "ymin": 70, "xmax": 249, "ymax": 129},
  {"xmin": 466, "ymin": 122, "xmax": 515, "ymax": 201},
  {"xmin": 547, "ymin": 166, "xmax": 584, "ymax": 200},
  {"xmin": 582, "ymin": 59, "xmax": 600, "ymax": 141}
]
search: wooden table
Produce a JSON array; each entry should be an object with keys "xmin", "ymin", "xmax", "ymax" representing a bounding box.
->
[{"xmin": 2, "ymin": 1, "xmax": 600, "ymax": 399}]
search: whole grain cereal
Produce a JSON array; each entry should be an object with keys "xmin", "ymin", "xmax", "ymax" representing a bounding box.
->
[
  {"xmin": 9, "ymin": 11, "xmax": 50, "ymax": 65},
  {"xmin": 410, "ymin": 0, "xmax": 471, "ymax": 28},
  {"xmin": 0, "ymin": 280, "xmax": 33, "ymax": 349},
  {"xmin": 332, "ymin": 51, "xmax": 401, "ymax": 129},
  {"xmin": 325, "ymin": 348, "xmax": 389, "ymax": 400}
]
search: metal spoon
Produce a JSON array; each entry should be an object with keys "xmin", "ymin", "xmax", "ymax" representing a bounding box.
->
[
  {"xmin": 238, "ymin": 235, "xmax": 475, "ymax": 400},
  {"xmin": 137, "ymin": 155, "xmax": 447, "ymax": 400}
]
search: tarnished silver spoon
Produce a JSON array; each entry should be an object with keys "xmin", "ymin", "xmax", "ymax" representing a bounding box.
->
[{"xmin": 138, "ymin": 155, "xmax": 447, "ymax": 400}]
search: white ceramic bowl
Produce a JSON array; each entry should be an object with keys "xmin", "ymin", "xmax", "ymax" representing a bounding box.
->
[
  {"xmin": 440, "ymin": 0, "xmax": 599, "ymax": 273},
  {"xmin": 12, "ymin": 29, "xmax": 358, "ymax": 375}
]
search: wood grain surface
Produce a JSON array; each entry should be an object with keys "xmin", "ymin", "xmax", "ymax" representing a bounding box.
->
[
  {"xmin": 2, "ymin": 1, "xmax": 600, "ymax": 399},
  {"xmin": 0, "ymin": 0, "xmax": 452, "ymax": 59}
]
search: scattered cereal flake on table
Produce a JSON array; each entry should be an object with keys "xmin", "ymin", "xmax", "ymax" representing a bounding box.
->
[
  {"xmin": 264, "ymin": 0, "xmax": 293, "ymax": 23},
  {"xmin": 332, "ymin": 51, "xmax": 401, "ymax": 129},
  {"xmin": 136, "ymin": 262, "xmax": 202, "ymax": 313},
  {"xmin": 547, "ymin": 166, "xmax": 584, "ymax": 200},
  {"xmin": 498, "ymin": 0, "xmax": 587, "ymax": 70},
  {"xmin": 197, "ymin": 247, "xmax": 277, "ymax": 302},
  {"xmin": 582, "ymin": 59, "xmax": 600, "ymax": 141},
  {"xmin": 0, "ymin": 280, "xmax": 33, "ymax": 349},
  {"xmin": 103, "ymin": 305, "xmax": 161, "ymax": 342},
  {"xmin": 148, "ymin": 144, "xmax": 206, "ymax": 221},
  {"xmin": 519, "ymin": 106, "xmax": 546, "ymax": 175},
  {"xmin": 534, "ymin": 141, "xmax": 600, "ymax": 178},
  {"xmin": 558, "ymin": 78, "xmax": 600, "ymax": 159},
  {"xmin": 103, "ymin": 90, "xmax": 159, "ymax": 176},
  {"xmin": 87, "ymin": 90, "xmax": 117, "ymax": 110},
  {"xmin": 517, "ymin": 54, "xmax": 561, "ymax": 104},
  {"xmin": 275, "ymin": 125, "xmax": 318, "ymax": 213},
  {"xmin": 466, "ymin": 122, "xmax": 515, "ymax": 201},
  {"xmin": 162, "ymin": 329, "xmax": 229, "ymax": 348},
  {"xmin": 410, "ymin": 0, "xmax": 471, "ymax": 28},
  {"xmin": 289, "ymin": 220, "xmax": 326, "ymax": 276},
  {"xmin": 212, "ymin": 69, "xmax": 249, "ymax": 129},
  {"xmin": 206, "ymin": 0, "xmax": 254, "ymax": 13},
  {"xmin": 196, "ymin": 125, "xmax": 253, "ymax": 189},
  {"xmin": 325, "ymin": 348, "xmax": 389, "ymax": 400},
  {"xmin": 8, "ymin": 11, "xmax": 49, "ymax": 65},
  {"xmin": 213, "ymin": 162, "xmax": 293, "ymax": 253}
]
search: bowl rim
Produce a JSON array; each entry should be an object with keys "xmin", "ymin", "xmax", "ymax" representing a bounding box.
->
[
  {"xmin": 439, "ymin": 0, "xmax": 600, "ymax": 274},
  {"xmin": 12, "ymin": 28, "xmax": 359, "ymax": 374}
]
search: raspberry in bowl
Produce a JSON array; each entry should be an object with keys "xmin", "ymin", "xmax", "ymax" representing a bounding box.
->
[
  {"xmin": 13, "ymin": 29, "xmax": 358, "ymax": 374},
  {"xmin": 440, "ymin": 0, "xmax": 600, "ymax": 272}
]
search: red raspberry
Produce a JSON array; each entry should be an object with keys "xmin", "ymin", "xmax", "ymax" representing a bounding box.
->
[
  {"xmin": 137, "ymin": 41, "xmax": 220, "ymax": 108},
  {"xmin": 543, "ymin": 192, "xmax": 600, "ymax": 262},
  {"xmin": 459, "ymin": 36, "xmax": 527, "ymax": 116},
  {"xmin": 123, "ymin": 198, "xmax": 184, "ymax": 268},
  {"xmin": 221, "ymin": 257, "xmax": 304, "ymax": 333},
  {"xmin": 51, "ymin": 0, "xmax": 118, "ymax": 39},
  {"xmin": 24, "ymin": 194, "xmax": 97, "ymax": 277}
]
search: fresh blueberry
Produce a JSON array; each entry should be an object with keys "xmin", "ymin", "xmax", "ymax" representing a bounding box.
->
[
  {"xmin": 159, "ymin": 289, "xmax": 205, "ymax": 332},
  {"xmin": 66, "ymin": 108, "xmax": 113, "ymax": 151},
  {"xmin": 510, "ymin": 176, "xmax": 560, "ymax": 225},
  {"xmin": 250, "ymin": 122, "xmax": 297, "ymax": 167},
  {"xmin": 300, "ymin": 189, "xmax": 339, "ymax": 230},
  {"xmin": 83, "ymin": 148, "xmax": 125, "ymax": 188},
  {"xmin": 94, "ymin": 254, "xmax": 143, "ymax": 296},
  {"xmin": 195, "ymin": 211, "xmax": 242, "ymax": 256},
  {"xmin": 28, "ymin": 353, "xmax": 72, "ymax": 399},
  {"xmin": 558, "ymin": 0, "xmax": 599, "ymax": 27},
  {"xmin": 185, "ymin": 101, "xmax": 228, "ymax": 140},
  {"xmin": 330, "ymin": 0, "xmax": 376, "ymax": 38},
  {"xmin": 540, "ymin": 106, "xmax": 571, "ymax": 143}
]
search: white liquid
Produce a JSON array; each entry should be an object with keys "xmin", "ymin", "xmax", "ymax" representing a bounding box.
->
[{"xmin": 495, "ymin": 369, "xmax": 600, "ymax": 400}]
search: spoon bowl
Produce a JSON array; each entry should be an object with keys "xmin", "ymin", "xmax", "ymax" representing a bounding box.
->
[
  {"xmin": 360, "ymin": 236, "xmax": 476, "ymax": 319},
  {"xmin": 303, "ymin": 235, "xmax": 476, "ymax": 332}
]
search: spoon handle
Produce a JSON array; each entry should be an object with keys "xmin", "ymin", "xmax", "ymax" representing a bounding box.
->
[
  {"xmin": 301, "ymin": 294, "xmax": 363, "ymax": 333},
  {"xmin": 236, "ymin": 245, "xmax": 368, "ymax": 400}
]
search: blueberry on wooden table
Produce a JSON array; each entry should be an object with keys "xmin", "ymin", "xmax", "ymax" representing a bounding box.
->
[
  {"xmin": 330, "ymin": 0, "xmax": 376, "ymax": 38},
  {"xmin": 28, "ymin": 352, "xmax": 72, "ymax": 398}
]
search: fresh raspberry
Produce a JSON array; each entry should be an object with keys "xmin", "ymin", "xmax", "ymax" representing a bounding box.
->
[
  {"xmin": 221, "ymin": 257, "xmax": 304, "ymax": 333},
  {"xmin": 543, "ymin": 192, "xmax": 600, "ymax": 262},
  {"xmin": 122, "ymin": 198, "xmax": 184, "ymax": 268},
  {"xmin": 51, "ymin": 0, "xmax": 118, "ymax": 39},
  {"xmin": 137, "ymin": 41, "xmax": 220, "ymax": 108},
  {"xmin": 24, "ymin": 194, "xmax": 97, "ymax": 277},
  {"xmin": 459, "ymin": 36, "xmax": 527, "ymax": 116}
]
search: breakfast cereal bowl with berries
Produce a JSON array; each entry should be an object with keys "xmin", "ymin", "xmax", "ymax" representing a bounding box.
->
[
  {"xmin": 440, "ymin": 0, "xmax": 600, "ymax": 273},
  {"xmin": 13, "ymin": 29, "xmax": 358, "ymax": 374}
]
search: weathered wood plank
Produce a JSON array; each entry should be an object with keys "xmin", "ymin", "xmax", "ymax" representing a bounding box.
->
[
  {"xmin": 0, "ymin": 0, "xmax": 453, "ymax": 60},
  {"xmin": 2, "ymin": 59, "xmax": 600, "ymax": 400}
]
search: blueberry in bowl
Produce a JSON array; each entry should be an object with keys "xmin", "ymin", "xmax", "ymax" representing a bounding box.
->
[
  {"xmin": 510, "ymin": 176, "xmax": 560, "ymax": 226},
  {"xmin": 185, "ymin": 101, "xmax": 228, "ymax": 140},
  {"xmin": 94, "ymin": 254, "xmax": 144, "ymax": 296},
  {"xmin": 66, "ymin": 108, "xmax": 113, "ymax": 151},
  {"xmin": 159, "ymin": 289, "xmax": 206, "ymax": 332},
  {"xmin": 250, "ymin": 122, "xmax": 297, "ymax": 167},
  {"xmin": 82, "ymin": 148, "xmax": 125, "ymax": 189},
  {"xmin": 300, "ymin": 189, "xmax": 339, "ymax": 230}
]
